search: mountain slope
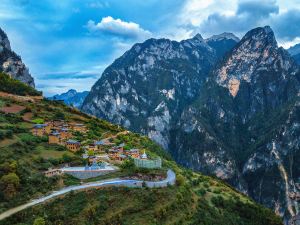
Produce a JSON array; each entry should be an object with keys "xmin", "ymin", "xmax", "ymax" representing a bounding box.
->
[
  {"xmin": 82, "ymin": 33, "xmax": 239, "ymax": 149},
  {"xmin": 0, "ymin": 80, "xmax": 281, "ymax": 225},
  {"xmin": 0, "ymin": 28, "xmax": 34, "ymax": 87},
  {"xmin": 49, "ymin": 89, "xmax": 89, "ymax": 108},
  {"xmin": 174, "ymin": 26, "xmax": 300, "ymax": 221},
  {"xmin": 288, "ymin": 43, "xmax": 300, "ymax": 65},
  {"xmin": 81, "ymin": 26, "xmax": 300, "ymax": 222}
]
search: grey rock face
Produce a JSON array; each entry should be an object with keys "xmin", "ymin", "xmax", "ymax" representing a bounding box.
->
[
  {"xmin": 82, "ymin": 33, "xmax": 238, "ymax": 149},
  {"xmin": 0, "ymin": 28, "xmax": 35, "ymax": 87},
  {"xmin": 175, "ymin": 26, "xmax": 300, "ymax": 220}
]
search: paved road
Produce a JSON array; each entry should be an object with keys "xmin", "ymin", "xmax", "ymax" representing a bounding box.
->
[{"xmin": 0, "ymin": 169, "xmax": 175, "ymax": 221}]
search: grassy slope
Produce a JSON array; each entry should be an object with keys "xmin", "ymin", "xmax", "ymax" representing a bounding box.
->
[
  {"xmin": 0, "ymin": 73, "xmax": 41, "ymax": 96},
  {"xmin": 0, "ymin": 94, "xmax": 282, "ymax": 225}
]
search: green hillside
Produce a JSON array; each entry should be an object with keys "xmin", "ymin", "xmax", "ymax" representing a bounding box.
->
[
  {"xmin": 0, "ymin": 73, "xmax": 41, "ymax": 96},
  {"xmin": 0, "ymin": 83, "xmax": 282, "ymax": 225}
]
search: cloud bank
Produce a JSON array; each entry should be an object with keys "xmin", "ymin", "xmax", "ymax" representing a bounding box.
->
[{"xmin": 87, "ymin": 16, "xmax": 152, "ymax": 39}]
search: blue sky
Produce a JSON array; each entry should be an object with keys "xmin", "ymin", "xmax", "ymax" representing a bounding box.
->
[{"xmin": 0, "ymin": 0, "xmax": 300, "ymax": 96}]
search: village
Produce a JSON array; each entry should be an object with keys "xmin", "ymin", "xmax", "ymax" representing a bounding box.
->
[{"xmin": 31, "ymin": 120, "xmax": 162, "ymax": 179}]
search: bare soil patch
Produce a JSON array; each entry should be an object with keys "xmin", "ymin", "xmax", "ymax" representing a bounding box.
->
[
  {"xmin": 22, "ymin": 112, "xmax": 33, "ymax": 121},
  {"xmin": 0, "ymin": 104, "xmax": 25, "ymax": 114}
]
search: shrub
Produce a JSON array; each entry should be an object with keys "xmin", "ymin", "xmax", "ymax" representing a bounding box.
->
[
  {"xmin": 31, "ymin": 118, "xmax": 44, "ymax": 124},
  {"xmin": 33, "ymin": 217, "xmax": 46, "ymax": 225},
  {"xmin": 120, "ymin": 158, "xmax": 135, "ymax": 170},
  {"xmin": 176, "ymin": 174, "xmax": 185, "ymax": 186}
]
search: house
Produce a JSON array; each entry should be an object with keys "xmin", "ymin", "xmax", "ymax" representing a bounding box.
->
[
  {"xmin": 60, "ymin": 128, "xmax": 72, "ymax": 139},
  {"xmin": 70, "ymin": 123, "xmax": 87, "ymax": 133},
  {"xmin": 134, "ymin": 157, "xmax": 162, "ymax": 169},
  {"xmin": 44, "ymin": 123, "xmax": 52, "ymax": 134},
  {"xmin": 49, "ymin": 120, "xmax": 65, "ymax": 129},
  {"xmin": 66, "ymin": 139, "xmax": 81, "ymax": 152},
  {"xmin": 31, "ymin": 124, "xmax": 48, "ymax": 136},
  {"xmin": 126, "ymin": 149, "xmax": 140, "ymax": 158},
  {"xmin": 117, "ymin": 143, "xmax": 125, "ymax": 151},
  {"xmin": 44, "ymin": 168, "xmax": 63, "ymax": 177},
  {"xmin": 87, "ymin": 144, "xmax": 97, "ymax": 151},
  {"xmin": 94, "ymin": 140, "xmax": 104, "ymax": 152},
  {"xmin": 94, "ymin": 139, "xmax": 115, "ymax": 152},
  {"xmin": 48, "ymin": 131, "xmax": 61, "ymax": 144}
]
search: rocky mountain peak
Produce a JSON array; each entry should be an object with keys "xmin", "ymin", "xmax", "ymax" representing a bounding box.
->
[
  {"xmin": 0, "ymin": 28, "xmax": 11, "ymax": 51},
  {"xmin": 0, "ymin": 27, "xmax": 35, "ymax": 87},
  {"xmin": 193, "ymin": 33, "xmax": 204, "ymax": 41},
  {"xmin": 215, "ymin": 26, "xmax": 296, "ymax": 97},
  {"xmin": 241, "ymin": 25, "xmax": 277, "ymax": 48},
  {"xmin": 206, "ymin": 32, "xmax": 240, "ymax": 42}
]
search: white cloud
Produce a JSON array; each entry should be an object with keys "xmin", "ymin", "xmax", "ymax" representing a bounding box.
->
[
  {"xmin": 179, "ymin": 0, "xmax": 238, "ymax": 27},
  {"xmin": 278, "ymin": 37, "xmax": 300, "ymax": 49},
  {"xmin": 86, "ymin": 16, "xmax": 152, "ymax": 40}
]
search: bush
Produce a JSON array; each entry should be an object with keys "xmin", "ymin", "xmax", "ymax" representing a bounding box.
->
[
  {"xmin": 33, "ymin": 217, "xmax": 46, "ymax": 225},
  {"xmin": 120, "ymin": 158, "xmax": 135, "ymax": 170},
  {"xmin": 176, "ymin": 174, "xmax": 185, "ymax": 186},
  {"xmin": 197, "ymin": 188, "xmax": 206, "ymax": 196},
  {"xmin": 31, "ymin": 118, "xmax": 44, "ymax": 124}
]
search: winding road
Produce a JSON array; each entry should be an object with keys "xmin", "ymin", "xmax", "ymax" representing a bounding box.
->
[{"xmin": 0, "ymin": 169, "xmax": 175, "ymax": 221}]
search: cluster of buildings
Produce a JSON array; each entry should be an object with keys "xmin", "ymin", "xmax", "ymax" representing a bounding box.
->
[
  {"xmin": 82, "ymin": 140, "xmax": 143, "ymax": 162},
  {"xmin": 33, "ymin": 120, "xmax": 162, "ymax": 178},
  {"xmin": 31, "ymin": 120, "xmax": 87, "ymax": 152}
]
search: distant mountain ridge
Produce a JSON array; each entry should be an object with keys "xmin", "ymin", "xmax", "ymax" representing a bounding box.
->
[
  {"xmin": 49, "ymin": 89, "xmax": 89, "ymax": 108},
  {"xmin": 288, "ymin": 43, "xmax": 300, "ymax": 65},
  {"xmin": 0, "ymin": 28, "xmax": 35, "ymax": 87}
]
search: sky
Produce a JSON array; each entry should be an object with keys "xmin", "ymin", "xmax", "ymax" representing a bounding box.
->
[{"xmin": 0, "ymin": 0, "xmax": 300, "ymax": 96}]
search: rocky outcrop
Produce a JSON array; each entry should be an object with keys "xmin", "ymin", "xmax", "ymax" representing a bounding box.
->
[{"xmin": 0, "ymin": 28, "xmax": 34, "ymax": 87}]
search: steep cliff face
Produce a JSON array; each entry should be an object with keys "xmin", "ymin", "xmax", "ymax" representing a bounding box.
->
[
  {"xmin": 82, "ymin": 34, "xmax": 239, "ymax": 149},
  {"xmin": 0, "ymin": 28, "xmax": 34, "ymax": 87},
  {"xmin": 174, "ymin": 26, "xmax": 300, "ymax": 220}
]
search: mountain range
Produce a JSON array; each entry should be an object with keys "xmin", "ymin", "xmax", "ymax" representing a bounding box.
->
[
  {"xmin": 1, "ymin": 24, "xmax": 299, "ymax": 223},
  {"xmin": 82, "ymin": 26, "xmax": 300, "ymax": 222},
  {"xmin": 288, "ymin": 44, "xmax": 300, "ymax": 65},
  {"xmin": 49, "ymin": 89, "xmax": 89, "ymax": 108}
]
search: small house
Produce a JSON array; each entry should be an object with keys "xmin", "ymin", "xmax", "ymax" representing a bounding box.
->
[
  {"xmin": 44, "ymin": 168, "xmax": 63, "ymax": 177},
  {"xmin": 127, "ymin": 149, "xmax": 140, "ymax": 158},
  {"xmin": 60, "ymin": 128, "xmax": 72, "ymax": 139},
  {"xmin": 66, "ymin": 139, "xmax": 81, "ymax": 152},
  {"xmin": 70, "ymin": 123, "xmax": 87, "ymax": 133},
  {"xmin": 48, "ymin": 131, "xmax": 61, "ymax": 144},
  {"xmin": 31, "ymin": 124, "xmax": 47, "ymax": 136}
]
